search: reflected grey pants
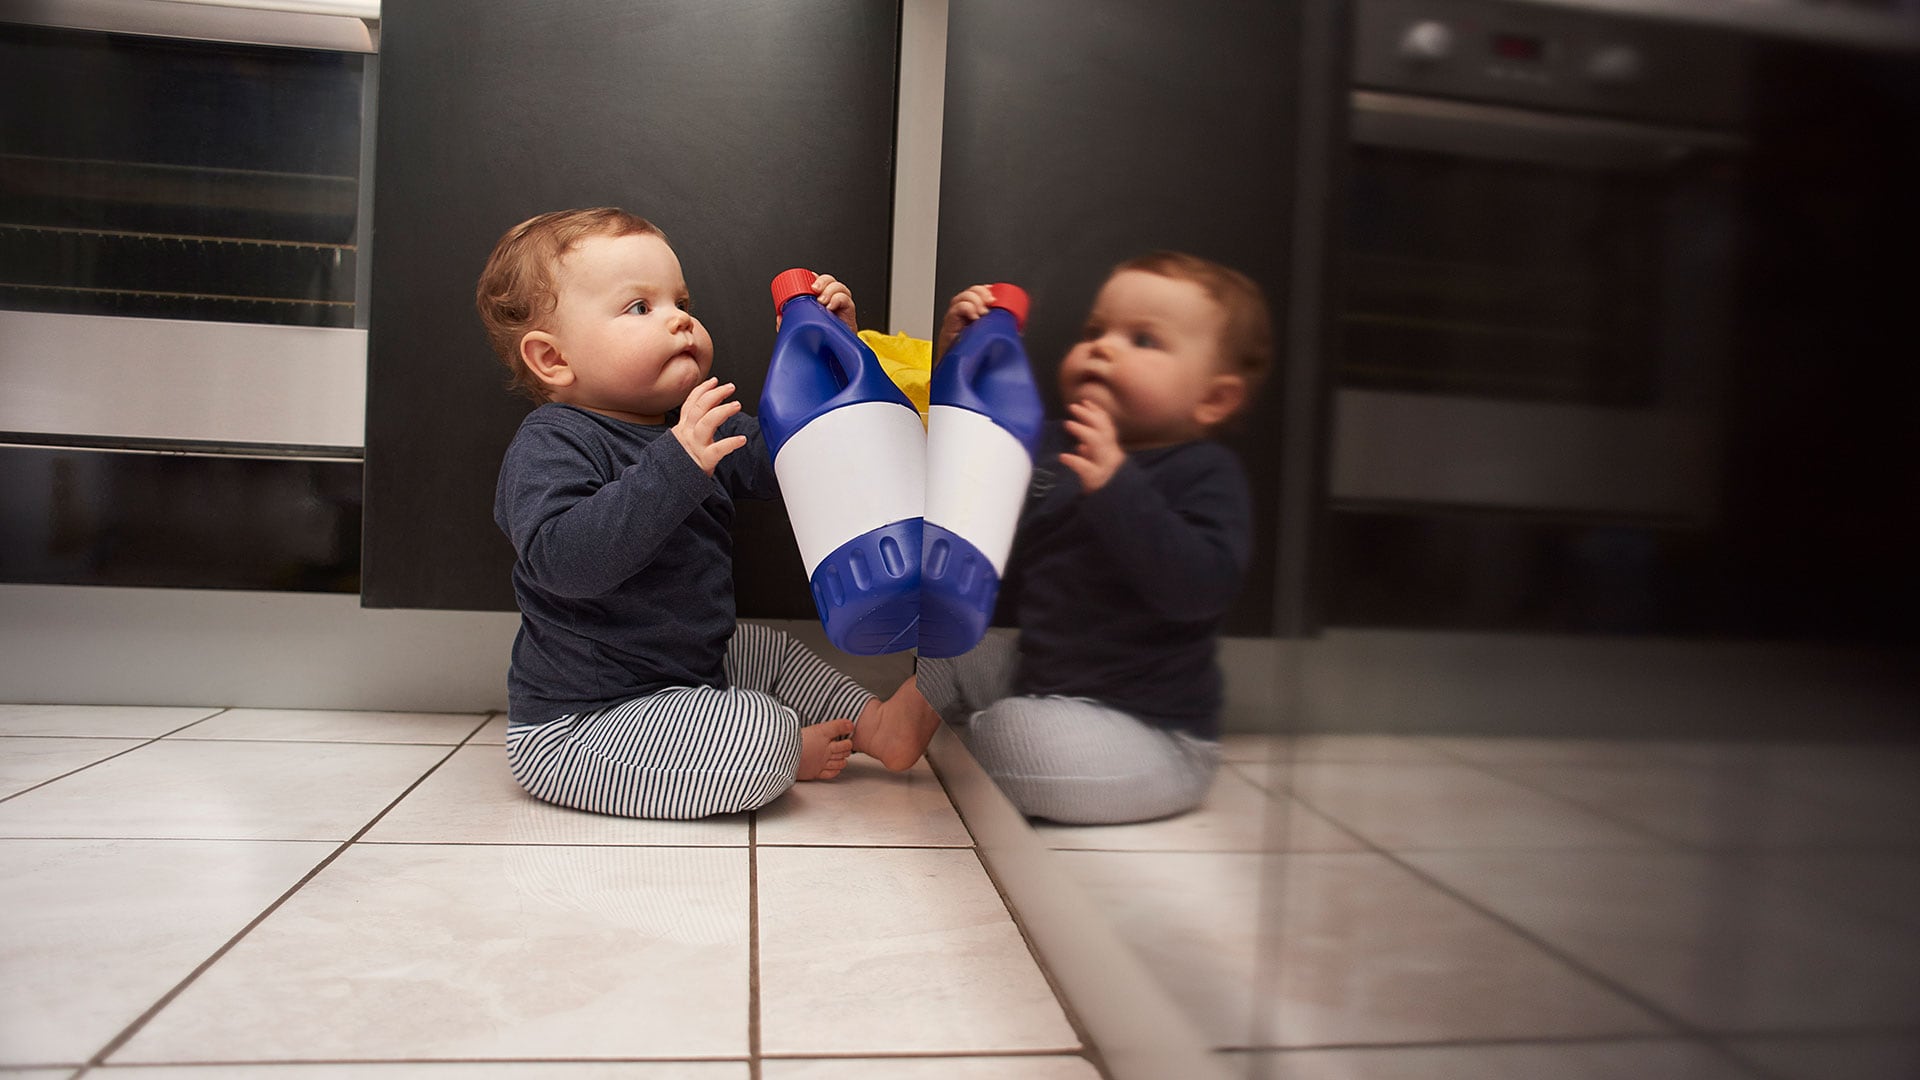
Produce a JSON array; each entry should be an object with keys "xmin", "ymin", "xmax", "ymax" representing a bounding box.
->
[
  {"xmin": 506, "ymin": 623, "xmax": 876, "ymax": 820},
  {"xmin": 916, "ymin": 632, "xmax": 1219, "ymax": 825}
]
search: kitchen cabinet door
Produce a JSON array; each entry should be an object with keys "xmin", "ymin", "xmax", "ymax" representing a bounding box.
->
[{"xmin": 363, "ymin": 0, "xmax": 898, "ymax": 611}]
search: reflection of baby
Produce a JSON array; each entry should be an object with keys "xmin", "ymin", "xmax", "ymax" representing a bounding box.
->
[{"xmin": 918, "ymin": 252, "xmax": 1268, "ymax": 825}]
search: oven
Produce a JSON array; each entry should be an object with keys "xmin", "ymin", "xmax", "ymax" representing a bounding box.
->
[
  {"xmin": 1322, "ymin": 0, "xmax": 1756, "ymax": 633},
  {"xmin": 0, "ymin": 0, "xmax": 377, "ymax": 592}
]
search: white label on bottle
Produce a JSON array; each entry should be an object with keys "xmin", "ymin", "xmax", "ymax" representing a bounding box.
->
[
  {"xmin": 924, "ymin": 404, "xmax": 1032, "ymax": 577},
  {"xmin": 773, "ymin": 401, "xmax": 929, "ymax": 576}
]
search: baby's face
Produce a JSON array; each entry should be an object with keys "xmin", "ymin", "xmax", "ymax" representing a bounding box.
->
[
  {"xmin": 539, "ymin": 232, "xmax": 714, "ymax": 423},
  {"xmin": 1059, "ymin": 269, "xmax": 1232, "ymax": 447}
]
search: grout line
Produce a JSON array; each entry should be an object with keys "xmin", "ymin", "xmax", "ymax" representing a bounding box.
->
[
  {"xmin": 81, "ymin": 740, "xmax": 468, "ymax": 1068},
  {"xmin": 748, "ymin": 809, "xmax": 762, "ymax": 1080},
  {"xmin": 0, "ymin": 707, "xmax": 232, "ymax": 805}
]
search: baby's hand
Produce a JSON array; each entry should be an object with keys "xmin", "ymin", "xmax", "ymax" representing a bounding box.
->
[
  {"xmin": 672, "ymin": 377, "xmax": 748, "ymax": 476},
  {"xmin": 810, "ymin": 273, "xmax": 858, "ymax": 333},
  {"xmin": 1060, "ymin": 399, "xmax": 1125, "ymax": 493},
  {"xmin": 936, "ymin": 284, "xmax": 998, "ymax": 359}
]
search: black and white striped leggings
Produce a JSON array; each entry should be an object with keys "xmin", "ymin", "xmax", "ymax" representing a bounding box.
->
[{"xmin": 506, "ymin": 622, "xmax": 877, "ymax": 820}]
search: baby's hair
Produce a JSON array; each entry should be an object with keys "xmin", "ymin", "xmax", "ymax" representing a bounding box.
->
[
  {"xmin": 1111, "ymin": 250, "xmax": 1273, "ymax": 389},
  {"xmin": 476, "ymin": 207, "xmax": 667, "ymax": 402}
]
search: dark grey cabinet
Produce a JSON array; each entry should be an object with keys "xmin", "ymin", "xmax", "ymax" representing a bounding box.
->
[{"xmin": 362, "ymin": 0, "xmax": 900, "ymax": 611}]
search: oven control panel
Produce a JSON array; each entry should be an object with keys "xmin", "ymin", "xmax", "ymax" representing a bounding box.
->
[{"xmin": 1354, "ymin": 0, "xmax": 1750, "ymax": 126}]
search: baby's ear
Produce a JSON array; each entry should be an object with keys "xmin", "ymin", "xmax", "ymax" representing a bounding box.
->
[
  {"xmin": 520, "ymin": 331, "xmax": 574, "ymax": 390},
  {"xmin": 1193, "ymin": 372, "xmax": 1248, "ymax": 428}
]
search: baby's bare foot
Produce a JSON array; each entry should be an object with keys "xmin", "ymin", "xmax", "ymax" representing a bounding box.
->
[
  {"xmin": 797, "ymin": 717, "xmax": 855, "ymax": 781},
  {"xmin": 852, "ymin": 675, "xmax": 941, "ymax": 772}
]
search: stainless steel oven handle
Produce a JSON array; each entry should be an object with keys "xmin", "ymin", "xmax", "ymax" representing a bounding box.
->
[
  {"xmin": 4, "ymin": 0, "xmax": 376, "ymax": 53},
  {"xmin": 1351, "ymin": 90, "xmax": 1744, "ymax": 172}
]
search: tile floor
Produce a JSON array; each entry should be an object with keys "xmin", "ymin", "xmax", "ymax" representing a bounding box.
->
[
  {"xmin": 1037, "ymin": 732, "xmax": 1920, "ymax": 1080},
  {"xmin": 0, "ymin": 703, "xmax": 1096, "ymax": 1078}
]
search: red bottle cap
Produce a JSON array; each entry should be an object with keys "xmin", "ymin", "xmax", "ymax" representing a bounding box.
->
[
  {"xmin": 770, "ymin": 268, "xmax": 818, "ymax": 315},
  {"xmin": 987, "ymin": 283, "xmax": 1029, "ymax": 331}
]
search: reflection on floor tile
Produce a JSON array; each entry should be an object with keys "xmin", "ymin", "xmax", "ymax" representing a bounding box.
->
[
  {"xmin": 1732, "ymin": 851, "xmax": 1920, "ymax": 934},
  {"xmin": 1289, "ymin": 763, "xmax": 1663, "ymax": 851},
  {"xmin": 176, "ymin": 709, "xmax": 487, "ymax": 745},
  {"xmin": 1237, "ymin": 1038, "xmax": 1759, "ymax": 1080},
  {"xmin": 756, "ymin": 756, "xmax": 971, "ymax": 847},
  {"xmin": 756, "ymin": 847, "xmax": 1078, "ymax": 1056},
  {"xmin": 1729, "ymin": 1034, "xmax": 1920, "ymax": 1080},
  {"xmin": 106, "ymin": 1064, "xmax": 750, "ymax": 1078},
  {"xmin": 0, "ymin": 838, "xmax": 328, "ymax": 1065},
  {"xmin": 1056, "ymin": 850, "xmax": 1665, "ymax": 1049},
  {"xmin": 0, "ymin": 704, "xmax": 220, "ymax": 738},
  {"xmin": 0, "ymin": 736, "xmax": 143, "ymax": 798},
  {"xmin": 362, "ymin": 745, "xmax": 747, "ymax": 847},
  {"xmin": 1405, "ymin": 849, "xmax": 1920, "ymax": 1031},
  {"xmin": 0, "ymin": 740, "xmax": 450, "ymax": 841},
  {"xmin": 1036, "ymin": 768, "xmax": 1361, "ymax": 853},
  {"xmin": 114, "ymin": 844, "xmax": 751, "ymax": 1062},
  {"xmin": 763, "ymin": 1057, "xmax": 1101, "ymax": 1079}
]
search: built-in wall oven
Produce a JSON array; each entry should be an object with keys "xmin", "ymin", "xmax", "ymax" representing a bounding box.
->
[
  {"xmin": 1323, "ymin": 0, "xmax": 1754, "ymax": 633},
  {"xmin": 0, "ymin": 0, "xmax": 376, "ymax": 592}
]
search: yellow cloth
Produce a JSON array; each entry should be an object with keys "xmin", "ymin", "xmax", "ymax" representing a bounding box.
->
[{"xmin": 859, "ymin": 329, "xmax": 932, "ymax": 425}]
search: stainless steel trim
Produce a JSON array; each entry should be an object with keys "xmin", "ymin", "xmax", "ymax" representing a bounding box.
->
[
  {"xmin": 0, "ymin": 310, "xmax": 366, "ymax": 450},
  {"xmin": 4, "ymin": 0, "xmax": 376, "ymax": 52},
  {"xmin": 1330, "ymin": 388, "xmax": 1717, "ymax": 519},
  {"xmin": 1351, "ymin": 89, "xmax": 1745, "ymax": 171}
]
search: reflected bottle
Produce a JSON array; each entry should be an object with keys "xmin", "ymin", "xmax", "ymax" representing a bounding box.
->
[
  {"xmin": 920, "ymin": 283, "xmax": 1045, "ymax": 658},
  {"xmin": 758, "ymin": 268, "xmax": 926, "ymax": 655}
]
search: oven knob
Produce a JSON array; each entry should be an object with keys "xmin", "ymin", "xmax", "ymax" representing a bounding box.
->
[
  {"xmin": 1398, "ymin": 20, "xmax": 1455, "ymax": 62},
  {"xmin": 1587, "ymin": 45, "xmax": 1644, "ymax": 85}
]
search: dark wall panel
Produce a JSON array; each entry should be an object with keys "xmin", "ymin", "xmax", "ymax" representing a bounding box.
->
[
  {"xmin": 936, "ymin": 0, "xmax": 1300, "ymax": 635},
  {"xmin": 364, "ymin": 0, "xmax": 900, "ymax": 610}
]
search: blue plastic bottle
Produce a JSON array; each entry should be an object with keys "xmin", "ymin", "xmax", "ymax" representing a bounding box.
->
[
  {"xmin": 759, "ymin": 268, "xmax": 926, "ymax": 655},
  {"xmin": 919, "ymin": 283, "xmax": 1045, "ymax": 658}
]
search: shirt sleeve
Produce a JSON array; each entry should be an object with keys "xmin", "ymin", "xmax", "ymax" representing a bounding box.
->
[
  {"xmin": 494, "ymin": 417, "xmax": 716, "ymax": 598},
  {"xmin": 1076, "ymin": 446, "xmax": 1252, "ymax": 622},
  {"xmin": 715, "ymin": 413, "xmax": 781, "ymax": 501}
]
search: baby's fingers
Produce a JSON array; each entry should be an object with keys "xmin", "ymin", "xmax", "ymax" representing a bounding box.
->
[
  {"xmin": 697, "ymin": 397, "xmax": 744, "ymax": 436},
  {"xmin": 707, "ymin": 433, "xmax": 749, "ymax": 464}
]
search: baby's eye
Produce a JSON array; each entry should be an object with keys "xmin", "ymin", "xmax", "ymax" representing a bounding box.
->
[
  {"xmin": 1131, "ymin": 331, "xmax": 1160, "ymax": 349},
  {"xmin": 677, "ymin": 297, "xmax": 694, "ymax": 313},
  {"xmin": 625, "ymin": 299, "xmax": 650, "ymax": 316}
]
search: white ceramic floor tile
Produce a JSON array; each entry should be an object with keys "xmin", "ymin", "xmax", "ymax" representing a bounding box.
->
[
  {"xmin": 0, "ymin": 704, "xmax": 220, "ymax": 738},
  {"xmin": 1221, "ymin": 733, "xmax": 1280, "ymax": 763},
  {"xmin": 1493, "ymin": 763, "xmax": 1916, "ymax": 849},
  {"xmin": 1419, "ymin": 736, "xmax": 1762, "ymax": 768},
  {"xmin": 1729, "ymin": 1035, "xmax": 1920, "ymax": 1080},
  {"xmin": 0, "ymin": 1071, "xmax": 79, "ymax": 1080},
  {"xmin": 0, "ymin": 736, "xmax": 144, "ymax": 798},
  {"xmin": 1036, "ymin": 768, "xmax": 1361, "ymax": 853},
  {"xmin": 0, "ymin": 740, "xmax": 449, "ymax": 841},
  {"xmin": 1288, "ymin": 763, "xmax": 1663, "ymax": 851},
  {"xmin": 0, "ymin": 838, "xmax": 329, "ymax": 1066},
  {"xmin": 1732, "ymin": 851, "xmax": 1920, "ymax": 933},
  {"xmin": 1405, "ymin": 849, "xmax": 1920, "ymax": 1031},
  {"xmin": 757, "ymin": 847, "xmax": 1077, "ymax": 1055},
  {"xmin": 362, "ymin": 745, "xmax": 747, "ymax": 847},
  {"xmin": 175, "ymin": 709, "xmax": 487, "ymax": 745},
  {"xmin": 1240, "ymin": 1039, "xmax": 1760, "ymax": 1080},
  {"xmin": 106, "ymin": 1066, "xmax": 748, "ymax": 1078},
  {"xmin": 114, "ymin": 844, "xmax": 749, "ymax": 1062},
  {"xmin": 471, "ymin": 714, "xmax": 510, "ymax": 744},
  {"xmin": 763, "ymin": 1057, "xmax": 1100, "ymax": 1079},
  {"xmin": 1055, "ymin": 850, "xmax": 1666, "ymax": 1049},
  {"xmin": 756, "ymin": 756, "xmax": 970, "ymax": 847}
]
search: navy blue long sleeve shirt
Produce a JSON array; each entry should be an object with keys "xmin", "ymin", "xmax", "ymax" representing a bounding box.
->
[
  {"xmin": 493, "ymin": 403, "xmax": 779, "ymax": 724},
  {"xmin": 1002, "ymin": 423, "xmax": 1253, "ymax": 740}
]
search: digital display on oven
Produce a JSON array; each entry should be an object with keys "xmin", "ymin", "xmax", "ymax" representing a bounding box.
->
[{"xmin": 1490, "ymin": 32, "xmax": 1545, "ymax": 62}]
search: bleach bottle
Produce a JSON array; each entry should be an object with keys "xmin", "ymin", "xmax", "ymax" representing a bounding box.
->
[
  {"xmin": 759, "ymin": 268, "xmax": 926, "ymax": 655},
  {"xmin": 919, "ymin": 283, "xmax": 1045, "ymax": 658}
]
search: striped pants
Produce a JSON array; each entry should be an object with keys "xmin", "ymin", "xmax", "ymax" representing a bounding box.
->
[
  {"xmin": 507, "ymin": 622, "xmax": 877, "ymax": 820},
  {"xmin": 916, "ymin": 631, "xmax": 1220, "ymax": 826}
]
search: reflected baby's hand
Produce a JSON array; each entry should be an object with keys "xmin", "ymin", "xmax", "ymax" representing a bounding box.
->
[
  {"xmin": 1061, "ymin": 399, "xmax": 1125, "ymax": 492},
  {"xmin": 811, "ymin": 273, "xmax": 858, "ymax": 333},
  {"xmin": 672, "ymin": 378, "xmax": 747, "ymax": 476},
  {"xmin": 936, "ymin": 284, "xmax": 998, "ymax": 359}
]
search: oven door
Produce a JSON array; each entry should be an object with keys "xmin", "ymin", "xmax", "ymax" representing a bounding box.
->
[{"xmin": 1331, "ymin": 90, "xmax": 1744, "ymax": 522}]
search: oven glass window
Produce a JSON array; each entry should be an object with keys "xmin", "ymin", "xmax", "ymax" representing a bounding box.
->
[
  {"xmin": 1339, "ymin": 145, "xmax": 1665, "ymax": 407},
  {"xmin": 0, "ymin": 24, "xmax": 364, "ymax": 327}
]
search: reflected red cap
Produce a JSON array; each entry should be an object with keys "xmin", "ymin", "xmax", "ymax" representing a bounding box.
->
[
  {"xmin": 987, "ymin": 283, "xmax": 1029, "ymax": 330},
  {"xmin": 770, "ymin": 267, "xmax": 817, "ymax": 315}
]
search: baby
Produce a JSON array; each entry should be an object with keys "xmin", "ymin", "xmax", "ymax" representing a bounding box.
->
[
  {"xmin": 918, "ymin": 251, "xmax": 1268, "ymax": 824},
  {"xmin": 479, "ymin": 207, "xmax": 937, "ymax": 820}
]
